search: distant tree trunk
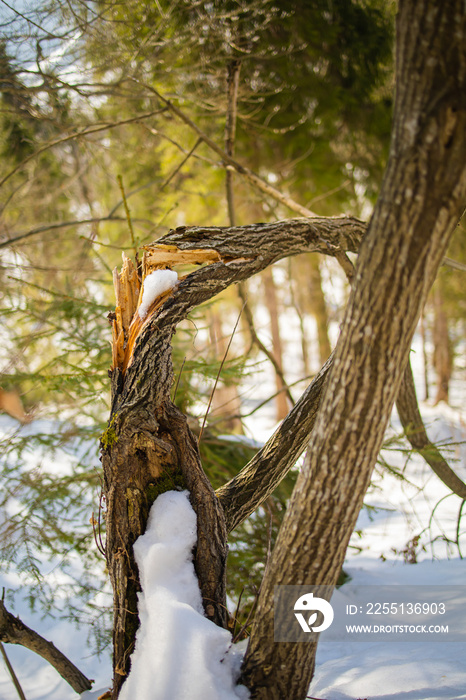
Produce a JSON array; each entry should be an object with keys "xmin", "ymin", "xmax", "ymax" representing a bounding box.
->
[
  {"xmin": 209, "ymin": 308, "xmax": 243, "ymax": 433},
  {"xmin": 262, "ymin": 267, "xmax": 290, "ymax": 421},
  {"xmin": 241, "ymin": 1, "xmax": 466, "ymax": 697},
  {"xmin": 420, "ymin": 310, "xmax": 430, "ymax": 401},
  {"xmin": 308, "ymin": 256, "xmax": 331, "ymax": 364},
  {"xmin": 290, "ymin": 254, "xmax": 331, "ymax": 371},
  {"xmin": 288, "ymin": 258, "xmax": 310, "ymax": 375},
  {"xmin": 432, "ymin": 284, "xmax": 452, "ymax": 404}
]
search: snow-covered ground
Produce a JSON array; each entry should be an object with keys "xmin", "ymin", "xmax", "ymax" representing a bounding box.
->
[
  {"xmin": 311, "ymin": 560, "xmax": 466, "ymax": 700},
  {"xmin": 0, "ymin": 328, "xmax": 465, "ymax": 699}
]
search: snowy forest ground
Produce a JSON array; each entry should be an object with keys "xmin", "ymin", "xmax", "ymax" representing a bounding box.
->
[{"xmin": 0, "ymin": 329, "xmax": 465, "ymax": 700}]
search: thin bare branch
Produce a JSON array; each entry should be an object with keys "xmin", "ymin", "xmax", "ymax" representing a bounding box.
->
[
  {"xmin": 443, "ymin": 256, "xmax": 466, "ymax": 272},
  {"xmin": 0, "ymin": 641, "xmax": 26, "ymax": 700},
  {"xmin": 133, "ymin": 82, "xmax": 319, "ymax": 219},
  {"xmin": 0, "ymin": 109, "xmax": 167, "ymax": 189},
  {"xmin": 237, "ymin": 283, "xmax": 294, "ymax": 406},
  {"xmin": 199, "ymin": 300, "xmax": 246, "ymax": 443},
  {"xmin": 0, "ymin": 599, "xmax": 92, "ymax": 694},
  {"xmin": 0, "ymin": 216, "xmax": 151, "ymax": 250},
  {"xmin": 160, "ymin": 137, "xmax": 202, "ymax": 191}
]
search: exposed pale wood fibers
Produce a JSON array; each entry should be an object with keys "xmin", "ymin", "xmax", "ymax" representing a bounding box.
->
[{"xmin": 111, "ymin": 254, "xmax": 140, "ymax": 370}]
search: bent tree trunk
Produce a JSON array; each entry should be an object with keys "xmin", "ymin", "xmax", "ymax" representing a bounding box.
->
[
  {"xmin": 100, "ymin": 218, "xmax": 365, "ymax": 697},
  {"xmin": 241, "ymin": 1, "xmax": 466, "ymax": 698}
]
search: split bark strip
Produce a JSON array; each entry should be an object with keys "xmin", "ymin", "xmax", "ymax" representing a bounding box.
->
[
  {"xmin": 111, "ymin": 254, "xmax": 141, "ymax": 371},
  {"xmin": 0, "ymin": 600, "xmax": 92, "ymax": 694},
  {"xmin": 396, "ymin": 360, "xmax": 466, "ymax": 499}
]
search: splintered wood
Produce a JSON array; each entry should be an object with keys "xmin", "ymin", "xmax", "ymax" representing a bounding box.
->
[
  {"xmin": 111, "ymin": 245, "xmax": 220, "ymax": 373},
  {"xmin": 111, "ymin": 253, "xmax": 141, "ymax": 371}
]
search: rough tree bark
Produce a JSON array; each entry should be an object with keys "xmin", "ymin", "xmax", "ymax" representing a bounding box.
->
[{"xmin": 240, "ymin": 1, "xmax": 466, "ymax": 697}]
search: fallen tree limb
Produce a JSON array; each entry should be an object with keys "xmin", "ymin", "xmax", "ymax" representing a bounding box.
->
[
  {"xmin": 0, "ymin": 599, "xmax": 93, "ymax": 694},
  {"xmin": 396, "ymin": 360, "xmax": 466, "ymax": 499}
]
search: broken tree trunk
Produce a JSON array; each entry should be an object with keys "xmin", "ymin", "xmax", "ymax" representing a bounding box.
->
[
  {"xmin": 100, "ymin": 217, "xmax": 365, "ymax": 696},
  {"xmin": 102, "ymin": 255, "xmax": 228, "ymax": 697}
]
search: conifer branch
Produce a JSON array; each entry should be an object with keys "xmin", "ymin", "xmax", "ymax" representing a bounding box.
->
[{"xmin": 134, "ymin": 82, "xmax": 320, "ymax": 219}]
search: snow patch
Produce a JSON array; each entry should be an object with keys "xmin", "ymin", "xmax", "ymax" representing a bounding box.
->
[
  {"xmin": 138, "ymin": 269, "xmax": 178, "ymax": 319},
  {"xmin": 119, "ymin": 490, "xmax": 249, "ymax": 700}
]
